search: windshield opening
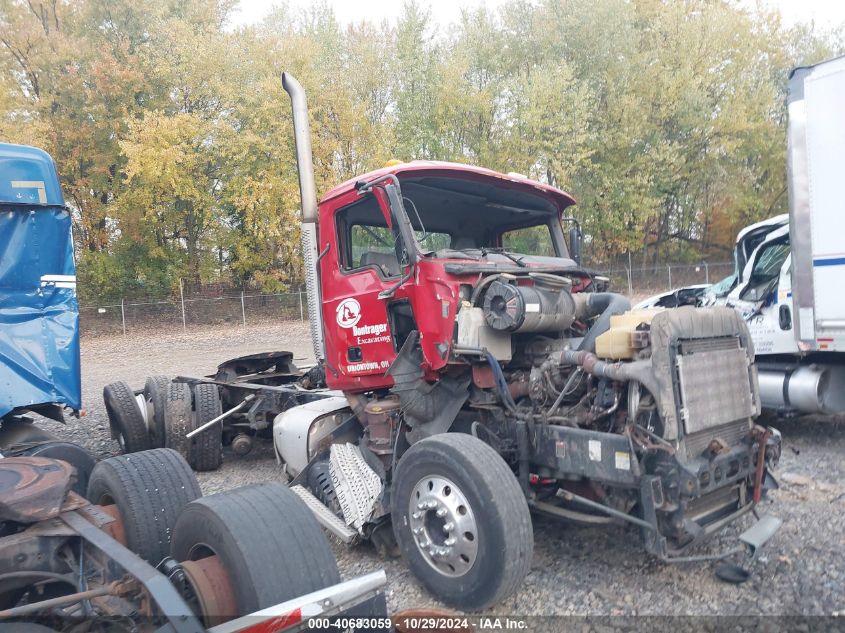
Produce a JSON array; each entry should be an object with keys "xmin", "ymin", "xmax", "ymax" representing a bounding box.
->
[
  {"xmin": 740, "ymin": 239, "xmax": 790, "ymax": 302},
  {"xmin": 397, "ymin": 176, "xmax": 567, "ymax": 259},
  {"xmin": 501, "ymin": 225, "xmax": 556, "ymax": 257},
  {"xmin": 337, "ymin": 175, "xmax": 572, "ymax": 269},
  {"xmin": 706, "ymin": 274, "xmax": 737, "ymax": 300}
]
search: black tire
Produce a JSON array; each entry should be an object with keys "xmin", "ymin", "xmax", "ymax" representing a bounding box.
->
[
  {"xmin": 144, "ymin": 375, "xmax": 170, "ymax": 448},
  {"xmin": 103, "ymin": 381, "xmax": 150, "ymax": 454},
  {"xmin": 392, "ymin": 433, "xmax": 533, "ymax": 610},
  {"xmin": 171, "ymin": 482, "xmax": 341, "ymax": 617},
  {"xmin": 87, "ymin": 449, "xmax": 201, "ymax": 565},
  {"xmin": 164, "ymin": 382, "xmax": 192, "ymax": 460},
  {"xmin": 188, "ymin": 384, "xmax": 223, "ymax": 471}
]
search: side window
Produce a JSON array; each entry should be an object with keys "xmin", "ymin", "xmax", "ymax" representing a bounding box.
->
[
  {"xmin": 337, "ymin": 196, "xmax": 401, "ymax": 278},
  {"xmin": 350, "ymin": 224, "xmax": 401, "ymax": 277},
  {"xmin": 501, "ymin": 225, "xmax": 555, "ymax": 257},
  {"xmin": 337, "ymin": 194, "xmax": 452, "ymax": 277}
]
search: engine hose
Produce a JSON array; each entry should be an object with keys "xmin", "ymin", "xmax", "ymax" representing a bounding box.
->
[
  {"xmin": 553, "ymin": 349, "xmax": 659, "ymax": 396},
  {"xmin": 0, "ymin": 571, "xmax": 77, "ymax": 586},
  {"xmin": 470, "ymin": 274, "xmax": 503, "ymax": 307},
  {"xmin": 516, "ymin": 418, "xmax": 530, "ymax": 494},
  {"xmin": 576, "ymin": 292, "xmax": 631, "ymax": 352},
  {"xmin": 484, "ymin": 350, "xmax": 518, "ymax": 412},
  {"xmin": 547, "ymin": 368, "xmax": 583, "ymax": 417}
]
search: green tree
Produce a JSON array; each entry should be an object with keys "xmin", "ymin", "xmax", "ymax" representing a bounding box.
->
[{"xmin": 1, "ymin": 0, "xmax": 843, "ymax": 301}]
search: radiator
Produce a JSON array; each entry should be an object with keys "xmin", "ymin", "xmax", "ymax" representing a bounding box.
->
[{"xmin": 675, "ymin": 337, "xmax": 756, "ymax": 435}]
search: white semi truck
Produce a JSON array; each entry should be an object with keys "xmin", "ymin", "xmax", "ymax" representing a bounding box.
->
[{"xmin": 640, "ymin": 56, "xmax": 845, "ymax": 416}]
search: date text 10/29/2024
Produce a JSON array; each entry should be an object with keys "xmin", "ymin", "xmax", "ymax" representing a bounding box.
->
[{"xmin": 306, "ymin": 616, "xmax": 529, "ymax": 631}]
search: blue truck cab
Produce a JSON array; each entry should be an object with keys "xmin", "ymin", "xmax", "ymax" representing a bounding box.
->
[{"xmin": 0, "ymin": 143, "xmax": 81, "ymax": 423}]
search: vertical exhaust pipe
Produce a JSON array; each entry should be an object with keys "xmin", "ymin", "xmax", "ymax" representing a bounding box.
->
[{"xmin": 282, "ymin": 73, "xmax": 325, "ymax": 361}]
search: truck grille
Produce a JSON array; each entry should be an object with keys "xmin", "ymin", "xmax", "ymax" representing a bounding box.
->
[
  {"xmin": 683, "ymin": 419, "xmax": 751, "ymax": 460},
  {"xmin": 675, "ymin": 337, "xmax": 756, "ymax": 435},
  {"xmin": 686, "ymin": 484, "xmax": 740, "ymax": 524},
  {"xmin": 678, "ymin": 337, "xmax": 741, "ymax": 354}
]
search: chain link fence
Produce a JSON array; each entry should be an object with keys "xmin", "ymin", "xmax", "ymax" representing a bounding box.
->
[
  {"xmin": 599, "ymin": 261, "xmax": 734, "ymax": 299},
  {"xmin": 80, "ymin": 290, "xmax": 308, "ymax": 337},
  {"xmin": 78, "ymin": 262, "xmax": 733, "ymax": 337}
]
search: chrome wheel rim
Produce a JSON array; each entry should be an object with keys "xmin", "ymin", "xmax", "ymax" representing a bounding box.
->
[{"xmin": 408, "ymin": 475, "xmax": 478, "ymax": 578}]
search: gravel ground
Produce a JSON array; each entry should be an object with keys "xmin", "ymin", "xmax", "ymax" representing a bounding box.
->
[{"xmin": 33, "ymin": 322, "xmax": 845, "ymax": 616}]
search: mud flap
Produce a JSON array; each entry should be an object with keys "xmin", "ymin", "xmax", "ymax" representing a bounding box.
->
[{"xmin": 739, "ymin": 514, "xmax": 782, "ymax": 560}]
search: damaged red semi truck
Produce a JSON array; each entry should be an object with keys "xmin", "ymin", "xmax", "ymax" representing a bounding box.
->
[{"xmin": 106, "ymin": 73, "xmax": 783, "ymax": 609}]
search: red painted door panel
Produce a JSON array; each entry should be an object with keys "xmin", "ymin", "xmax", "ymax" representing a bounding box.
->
[{"xmin": 319, "ymin": 189, "xmax": 399, "ymax": 392}]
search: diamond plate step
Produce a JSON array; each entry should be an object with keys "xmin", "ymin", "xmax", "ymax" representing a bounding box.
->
[{"xmin": 290, "ymin": 484, "xmax": 357, "ymax": 544}]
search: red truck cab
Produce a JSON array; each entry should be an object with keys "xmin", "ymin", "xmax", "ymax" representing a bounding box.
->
[{"xmin": 315, "ymin": 161, "xmax": 584, "ymax": 393}]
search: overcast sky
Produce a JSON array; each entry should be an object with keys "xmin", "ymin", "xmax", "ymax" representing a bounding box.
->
[{"xmin": 231, "ymin": 0, "xmax": 845, "ymax": 30}]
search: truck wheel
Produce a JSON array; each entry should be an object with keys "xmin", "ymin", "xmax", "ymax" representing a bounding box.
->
[
  {"xmin": 87, "ymin": 448, "xmax": 201, "ymax": 565},
  {"xmin": 188, "ymin": 384, "xmax": 223, "ymax": 471},
  {"xmin": 392, "ymin": 433, "xmax": 533, "ymax": 610},
  {"xmin": 103, "ymin": 381, "xmax": 150, "ymax": 454},
  {"xmin": 171, "ymin": 482, "xmax": 341, "ymax": 624},
  {"xmin": 144, "ymin": 375, "xmax": 170, "ymax": 448},
  {"xmin": 164, "ymin": 382, "xmax": 192, "ymax": 460}
]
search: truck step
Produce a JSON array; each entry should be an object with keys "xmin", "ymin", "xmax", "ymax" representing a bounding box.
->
[{"xmin": 290, "ymin": 484, "xmax": 357, "ymax": 544}]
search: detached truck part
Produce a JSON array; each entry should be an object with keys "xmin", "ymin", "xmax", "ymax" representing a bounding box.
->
[
  {"xmin": 0, "ymin": 449, "xmax": 386, "ymax": 631},
  {"xmin": 0, "ymin": 144, "xmax": 94, "ymax": 491},
  {"xmin": 109, "ymin": 73, "xmax": 782, "ymax": 609}
]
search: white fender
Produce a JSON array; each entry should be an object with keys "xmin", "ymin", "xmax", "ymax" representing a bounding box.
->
[{"xmin": 273, "ymin": 395, "xmax": 351, "ymax": 477}]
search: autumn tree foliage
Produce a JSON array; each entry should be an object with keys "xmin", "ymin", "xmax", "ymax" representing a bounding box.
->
[{"xmin": 0, "ymin": 0, "xmax": 841, "ymax": 300}]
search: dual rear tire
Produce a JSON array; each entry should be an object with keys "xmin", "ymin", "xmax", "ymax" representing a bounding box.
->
[
  {"xmin": 144, "ymin": 375, "xmax": 170, "ymax": 448},
  {"xmin": 163, "ymin": 382, "xmax": 223, "ymax": 471},
  {"xmin": 103, "ymin": 379, "xmax": 222, "ymax": 471},
  {"xmin": 87, "ymin": 448, "xmax": 202, "ymax": 564},
  {"xmin": 172, "ymin": 483, "xmax": 341, "ymax": 620},
  {"xmin": 87, "ymin": 449, "xmax": 340, "ymax": 623},
  {"xmin": 187, "ymin": 383, "xmax": 223, "ymax": 471}
]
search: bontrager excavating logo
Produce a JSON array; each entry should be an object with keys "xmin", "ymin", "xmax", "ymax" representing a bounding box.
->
[
  {"xmin": 336, "ymin": 298, "xmax": 361, "ymax": 328},
  {"xmin": 352, "ymin": 323, "xmax": 387, "ymax": 336}
]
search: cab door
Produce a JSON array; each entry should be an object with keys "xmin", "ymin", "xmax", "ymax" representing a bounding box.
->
[{"xmin": 318, "ymin": 189, "xmax": 407, "ymax": 392}]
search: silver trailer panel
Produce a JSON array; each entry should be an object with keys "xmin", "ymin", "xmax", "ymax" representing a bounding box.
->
[{"xmin": 787, "ymin": 55, "xmax": 845, "ymax": 345}]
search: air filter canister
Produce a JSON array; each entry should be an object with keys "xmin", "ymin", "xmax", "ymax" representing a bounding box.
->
[{"xmin": 482, "ymin": 279, "xmax": 576, "ymax": 333}]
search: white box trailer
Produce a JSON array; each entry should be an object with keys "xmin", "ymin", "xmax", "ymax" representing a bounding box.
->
[{"xmin": 787, "ymin": 55, "xmax": 845, "ymax": 348}]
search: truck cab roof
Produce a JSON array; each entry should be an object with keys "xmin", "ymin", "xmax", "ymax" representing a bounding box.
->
[
  {"xmin": 320, "ymin": 161, "xmax": 577, "ymax": 212},
  {"xmin": 0, "ymin": 143, "xmax": 65, "ymax": 206},
  {"xmin": 735, "ymin": 214, "xmax": 788, "ymax": 243},
  {"xmin": 0, "ymin": 143, "xmax": 79, "ymax": 420}
]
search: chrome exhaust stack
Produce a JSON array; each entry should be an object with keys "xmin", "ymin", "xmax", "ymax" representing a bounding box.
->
[{"xmin": 282, "ymin": 72, "xmax": 324, "ymax": 361}]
